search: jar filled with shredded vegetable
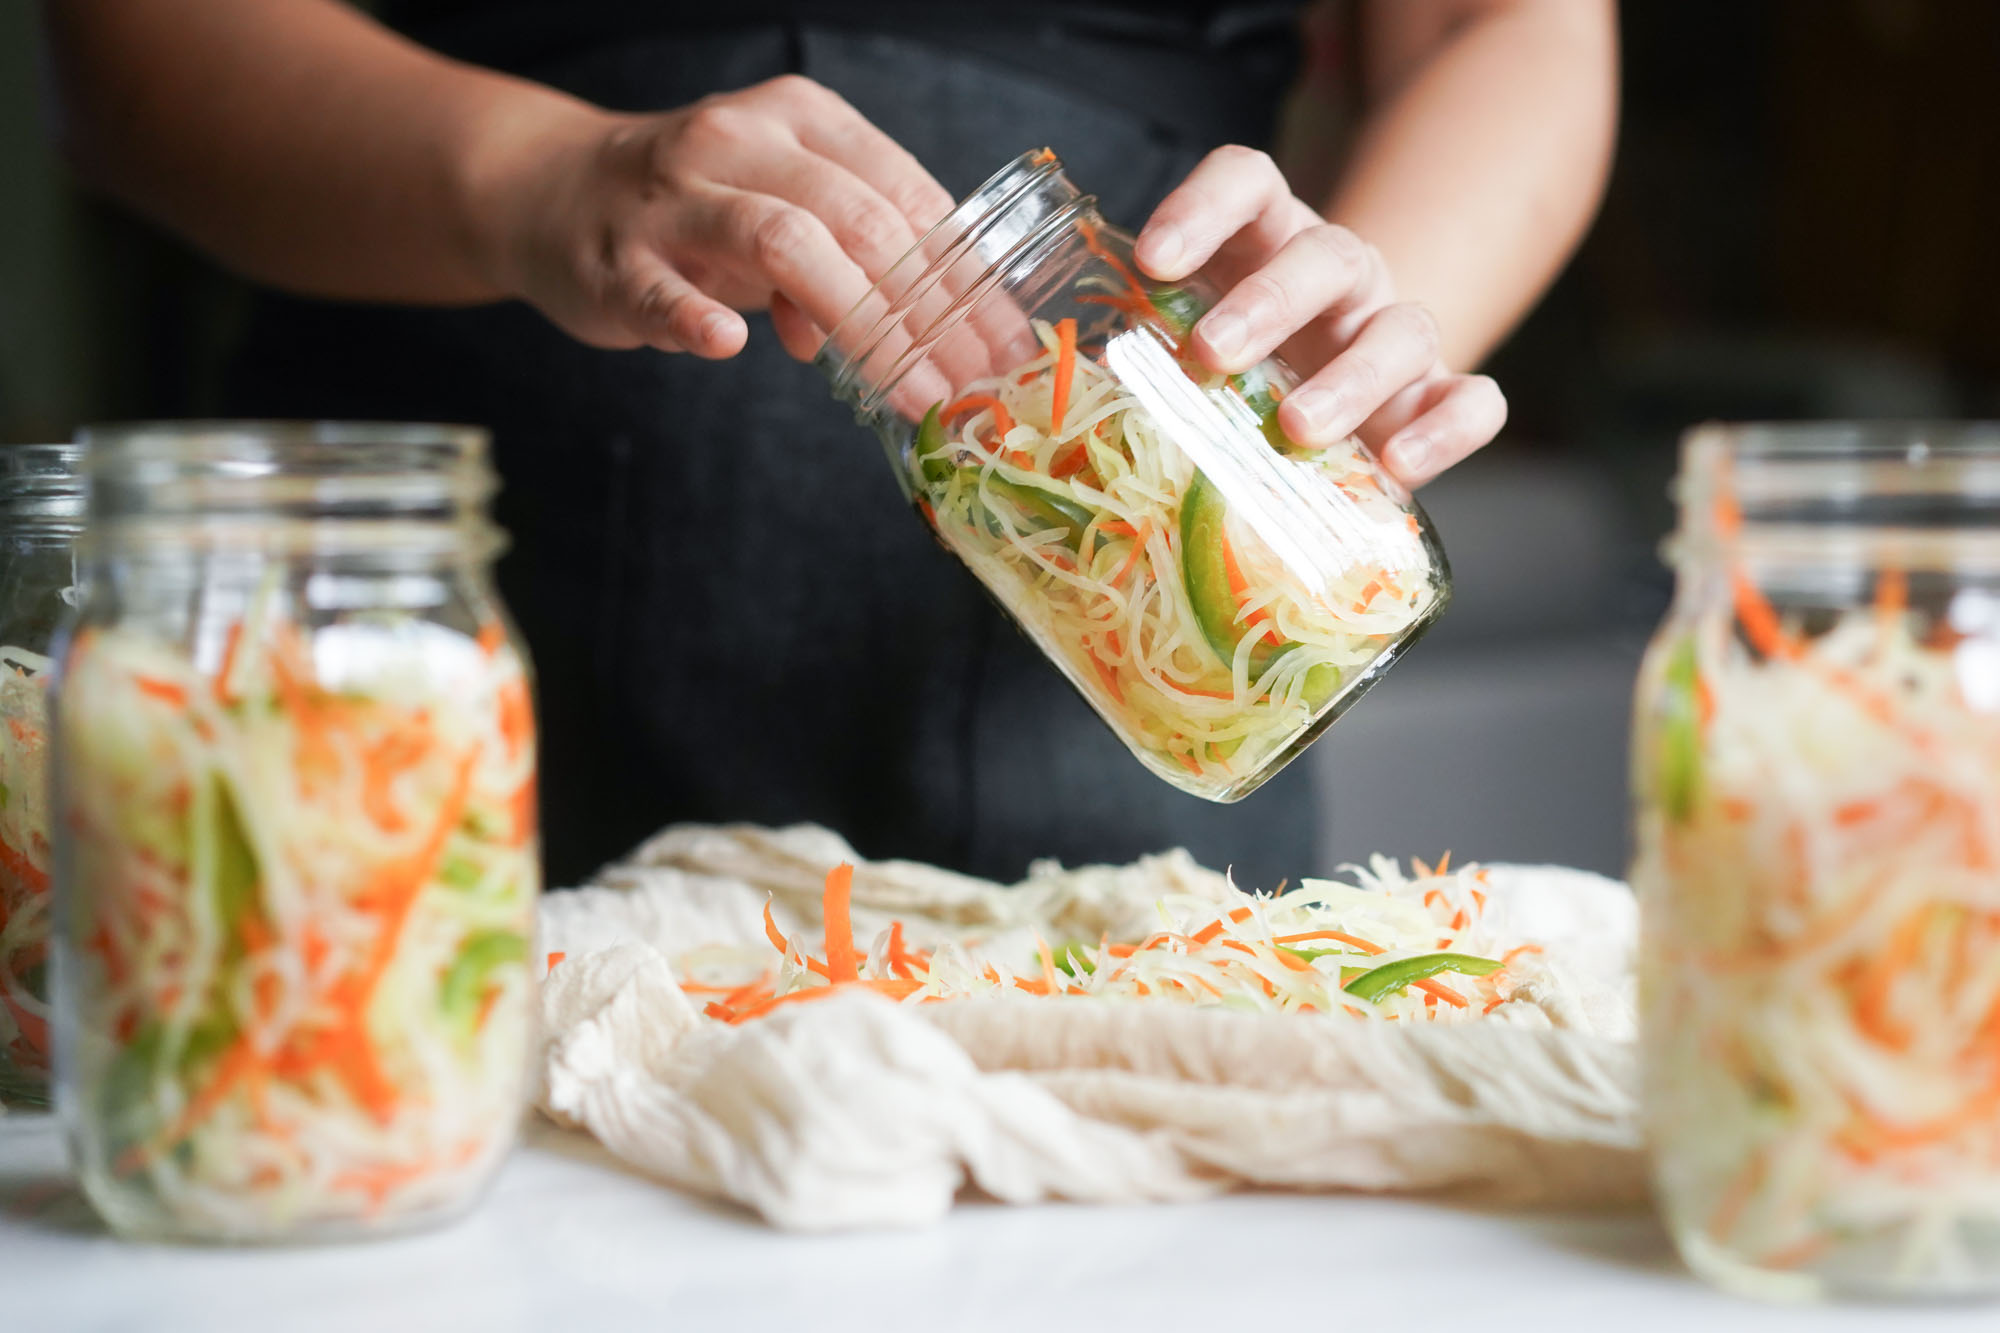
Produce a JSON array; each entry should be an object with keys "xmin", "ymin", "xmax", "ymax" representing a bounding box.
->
[
  {"xmin": 0, "ymin": 444, "xmax": 84, "ymax": 1109},
  {"xmin": 1635, "ymin": 421, "xmax": 2000, "ymax": 1300},
  {"xmin": 53, "ymin": 423, "xmax": 539, "ymax": 1243},
  {"xmin": 819, "ymin": 150, "xmax": 1449, "ymax": 799}
]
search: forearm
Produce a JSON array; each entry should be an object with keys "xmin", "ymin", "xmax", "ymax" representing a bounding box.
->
[
  {"xmin": 41, "ymin": 0, "xmax": 603, "ymax": 304},
  {"xmin": 1327, "ymin": 0, "xmax": 1617, "ymax": 367}
]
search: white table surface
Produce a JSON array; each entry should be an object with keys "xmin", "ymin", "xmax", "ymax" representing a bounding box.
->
[{"xmin": 4, "ymin": 1112, "xmax": 1995, "ymax": 1333}]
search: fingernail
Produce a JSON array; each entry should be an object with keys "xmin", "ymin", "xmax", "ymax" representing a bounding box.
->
[
  {"xmin": 1285, "ymin": 388, "xmax": 1341, "ymax": 439},
  {"xmin": 1141, "ymin": 224, "xmax": 1184, "ymax": 274},
  {"xmin": 1201, "ymin": 312, "xmax": 1246, "ymax": 362},
  {"xmin": 698, "ymin": 312, "xmax": 735, "ymax": 347},
  {"xmin": 1389, "ymin": 434, "xmax": 1434, "ymax": 478}
]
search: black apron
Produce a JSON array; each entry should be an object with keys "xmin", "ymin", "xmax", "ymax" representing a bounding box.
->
[{"xmin": 220, "ymin": 8, "xmax": 1320, "ymax": 888}]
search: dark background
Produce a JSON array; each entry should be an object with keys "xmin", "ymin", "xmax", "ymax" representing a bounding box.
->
[{"xmin": 3, "ymin": 0, "xmax": 1995, "ymax": 877}]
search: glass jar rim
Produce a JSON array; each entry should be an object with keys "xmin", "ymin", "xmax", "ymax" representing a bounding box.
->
[
  {"xmin": 817, "ymin": 148, "xmax": 1099, "ymax": 416},
  {"xmin": 78, "ymin": 419, "xmax": 503, "ymax": 560},
  {"xmin": 1680, "ymin": 420, "xmax": 2000, "ymax": 574},
  {"xmin": 0, "ymin": 441, "xmax": 88, "ymax": 531},
  {"xmin": 79, "ymin": 419, "xmax": 488, "ymax": 462}
]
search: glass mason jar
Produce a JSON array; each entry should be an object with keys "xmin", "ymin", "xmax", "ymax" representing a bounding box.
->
[
  {"xmin": 0, "ymin": 444, "xmax": 85, "ymax": 1109},
  {"xmin": 819, "ymin": 150, "xmax": 1450, "ymax": 799},
  {"xmin": 53, "ymin": 423, "xmax": 540, "ymax": 1243},
  {"xmin": 1634, "ymin": 421, "xmax": 2000, "ymax": 1300}
]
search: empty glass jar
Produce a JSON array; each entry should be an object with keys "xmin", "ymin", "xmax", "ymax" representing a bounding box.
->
[{"xmin": 819, "ymin": 149, "xmax": 1449, "ymax": 800}]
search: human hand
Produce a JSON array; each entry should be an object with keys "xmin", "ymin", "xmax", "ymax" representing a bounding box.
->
[
  {"xmin": 470, "ymin": 74, "xmax": 955, "ymax": 361},
  {"xmin": 1134, "ymin": 147, "xmax": 1506, "ymax": 486}
]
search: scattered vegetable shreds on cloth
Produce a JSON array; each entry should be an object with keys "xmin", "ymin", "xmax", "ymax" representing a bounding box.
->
[{"xmin": 536, "ymin": 823, "xmax": 1642, "ymax": 1229}]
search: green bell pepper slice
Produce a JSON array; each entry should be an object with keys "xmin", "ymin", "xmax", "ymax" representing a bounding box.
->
[
  {"xmin": 919, "ymin": 400, "xmax": 1096, "ymax": 551},
  {"xmin": 1179, "ymin": 473, "xmax": 1339, "ymax": 706},
  {"xmin": 1658, "ymin": 638, "xmax": 1703, "ymax": 822},
  {"xmin": 1341, "ymin": 952, "xmax": 1502, "ymax": 1003},
  {"xmin": 440, "ymin": 929, "xmax": 529, "ymax": 1034}
]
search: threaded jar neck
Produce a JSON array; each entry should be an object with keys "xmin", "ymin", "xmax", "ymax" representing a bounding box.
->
[
  {"xmin": 0, "ymin": 443, "xmax": 87, "ymax": 541},
  {"xmin": 1677, "ymin": 421, "xmax": 2000, "ymax": 577},
  {"xmin": 819, "ymin": 148, "xmax": 1104, "ymax": 419},
  {"xmin": 79, "ymin": 421, "xmax": 504, "ymax": 562}
]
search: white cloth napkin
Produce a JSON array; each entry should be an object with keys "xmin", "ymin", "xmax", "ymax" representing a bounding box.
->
[{"xmin": 537, "ymin": 823, "xmax": 1644, "ymax": 1230}]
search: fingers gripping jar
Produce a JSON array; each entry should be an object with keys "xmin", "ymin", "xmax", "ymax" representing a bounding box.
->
[
  {"xmin": 54, "ymin": 423, "xmax": 540, "ymax": 1242},
  {"xmin": 819, "ymin": 150, "xmax": 1450, "ymax": 799},
  {"xmin": 0, "ymin": 444, "xmax": 85, "ymax": 1108}
]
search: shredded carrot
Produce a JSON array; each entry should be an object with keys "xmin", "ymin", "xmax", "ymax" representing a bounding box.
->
[
  {"xmin": 1731, "ymin": 569, "xmax": 1803, "ymax": 662},
  {"xmin": 1193, "ymin": 907, "xmax": 1255, "ymax": 945},
  {"xmin": 1874, "ymin": 566, "xmax": 1907, "ymax": 619},
  {"xmin": 943, "ymin": 394, "xmax": 1016, "ymax": 441},
  {"xmin": 886, "ymin": 922, "xmax": 924, "ymax": 980},
  {"xmin": 1048, "ymin": 439, "xmax": 1090, "ymax": 479},
  {"xmin": 1220, "ymin": 534, "xmax": 1284, "ymax": 647},
  {"xmin": 1414, "ymin": 978, "xmax": 1468, "ymax": 1008},
  {"xmin": 763, "ymin": 900, "xmax": 831, "ymax": 979},
  {"xmin": 1087, "ymin": 646, "xmax": 1126, "ymax": 705},
  {"xmin": 1077, "ymin": 219, "xmax": 1151, "ymax": 311},
  {"xmin": 496, "ymin": 680, "xmax": 533, "ymax": 761},
  {"xmin": 723, "ymin": 984, "xmax": 844, "ymax": 1024},
  {"xmin": 1853, "ymin": 905, "xmax": 1929, "ymax": 1050},
  {"xmin": 1173, "ymin": 749, "xmax": 1203, "ymax": 777},
  {"xmin": 1107, "ymin": 522, "xmax": 1152, "ymax": 588},
  {"xmin": 1161, "ymin": 679, "xmax": 1234, "ymax": 700},
  {"xmin": 1274, "ymin": 929, "xmax": 1385, "ymax": 955},
  {"xmin": 133, "ymin": 675, "xmax": 188, "ymax": 708},
  {"xmin": 215, "ymin": 622, "xmax": 245, "ymax": 704},
  {"xmin": 1049, "ymin": 317, "xmax": 1077, "ymax": 439},
  {"xmin": 1271, "ymin": 946, "xmax": 1314, "ymax": 973},
  {"xmin": 821, "ymin": 863, "xmax": 859, "ymax": 984},
  {"xmin": 358, "ymin": 718, "xmax": 436, "ymax": 834},
  {"xmin": 477, "ymin": 620, "xmax": 506, "ymax": 658}
]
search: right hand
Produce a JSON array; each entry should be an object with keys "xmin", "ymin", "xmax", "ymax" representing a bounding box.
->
[{"xmin": 470, "ymin": 75, "xmax": 956, "ymax": 360}]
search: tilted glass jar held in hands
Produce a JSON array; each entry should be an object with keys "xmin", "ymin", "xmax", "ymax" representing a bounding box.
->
[{"xmin": 820, "ymin": 151, "xmax": 1452, "ymax": 799}]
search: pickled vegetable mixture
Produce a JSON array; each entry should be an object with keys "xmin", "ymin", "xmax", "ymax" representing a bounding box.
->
[
  {"xmin": 60, "ymin": 616, "xmax": 537, "ymax": 1232},
  {"xmin": 1639, "ymin": 570, "xmax": 2000, "ymax": 1286},
  {"xmin": 0, "ymin": 647, "xmax": 54, "ymax": 1098},
  {"xmin": 688, "ymin": 855, "xmax": 1546, "ymax": 1026},
  {"xmin": 910, "ymin": 299, "xmax": 1438, "ymax": 796}
]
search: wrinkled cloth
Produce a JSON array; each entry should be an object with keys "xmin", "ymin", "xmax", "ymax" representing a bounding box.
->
[{"xmin": 538, "ymin": 824, "xmax": 1645, "ymax": 1229}]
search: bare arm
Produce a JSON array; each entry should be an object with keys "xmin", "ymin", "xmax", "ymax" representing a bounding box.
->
[
  {"xmin": 41, "ymin": 0, "xmax": 953, "ymax": 356},
  {"xmin": 42, "ymin": 0, "xmax": 578, "ymax": 303},
  {"xmin": 1330, "ymin": 0, "xmax": 1620, "ymax": 368}
]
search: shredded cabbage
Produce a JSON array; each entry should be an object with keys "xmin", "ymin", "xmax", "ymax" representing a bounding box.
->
[
  {"xmin": 59, "ymin": 613, "xmax": 538, "ymax": 1236},
  {"xmin": 913, "ymin": 312, "xmax": 1442, "ymax": 797},
  {"xmin": 693, "ymin": 855, "xmax": 1555, "ymax": 1027},
  {"xmin": 0, "ymin": 645, "xmax": 54, "ymax": 1099},
  {"xmin": 1637, "ymin": 588, "xmax": 2000, "ymax": 1294}
]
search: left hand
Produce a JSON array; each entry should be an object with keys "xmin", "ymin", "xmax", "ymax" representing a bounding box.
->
[{"xmin": 1135, "ymin": 146, "xmax": 1507, "ymax": 487}]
